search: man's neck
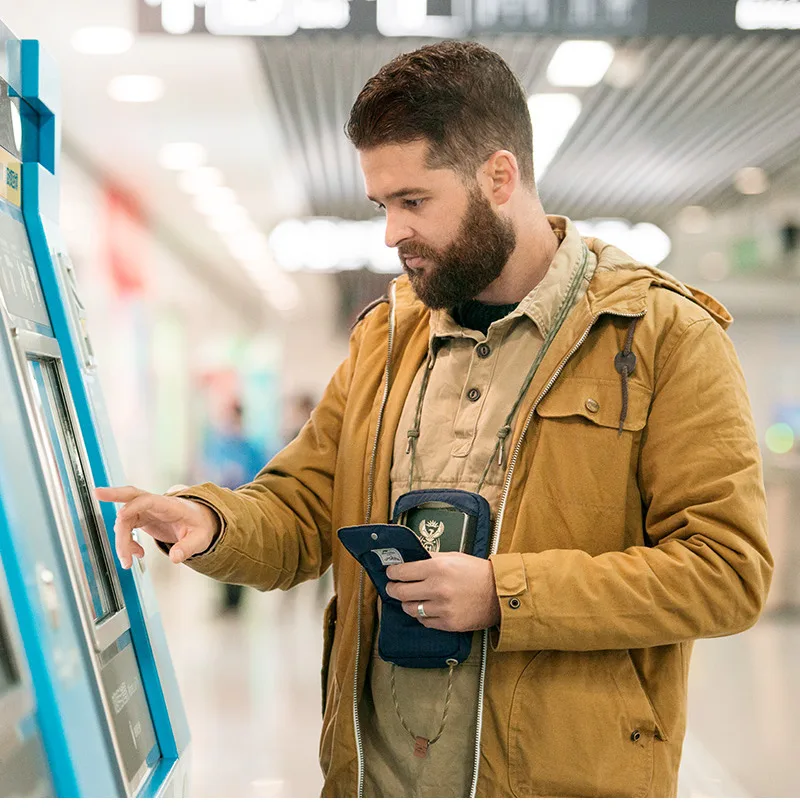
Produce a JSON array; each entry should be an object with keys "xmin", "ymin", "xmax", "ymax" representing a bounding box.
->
[{"xmin": 475, "ymin": 207, "xmax": 560, "ymax": 305}]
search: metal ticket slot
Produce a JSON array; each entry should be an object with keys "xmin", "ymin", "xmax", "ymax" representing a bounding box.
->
[{"xmin": 0, "ymin": 20, "xmax": 189, "ymax": 797}]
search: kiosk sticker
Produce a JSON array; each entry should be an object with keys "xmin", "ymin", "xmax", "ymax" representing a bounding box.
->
[{"xmin": 0, "ymin": 146, "xmax": 21, "ymax": 207}]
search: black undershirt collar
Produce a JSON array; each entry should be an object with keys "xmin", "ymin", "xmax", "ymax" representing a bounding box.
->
[{"xmin": 451, "ymin": 299, "xmax": 520, "ymax": 335}]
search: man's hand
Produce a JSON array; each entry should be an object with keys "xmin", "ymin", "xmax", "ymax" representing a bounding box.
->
[
  {"xmin": 385, "ymin": 553, "xmax": 501, "ymax": 632},
  {"xmin": 95, "ymin": 486, "xmax": 220, "ymax": 569}
]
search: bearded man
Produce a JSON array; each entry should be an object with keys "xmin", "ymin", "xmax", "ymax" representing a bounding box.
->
[{"xmin": 99, "ymin": 41, "xmax": 772, "ymax": 798}]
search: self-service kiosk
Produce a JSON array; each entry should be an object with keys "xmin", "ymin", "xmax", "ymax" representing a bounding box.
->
[{"xmin": 0, "ymin": 20, "xmax": 190, "ymax": 797}]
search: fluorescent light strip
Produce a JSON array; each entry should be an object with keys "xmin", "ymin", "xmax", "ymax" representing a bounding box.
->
[
  {"xmin": 108, "ymin": 75, "xmax": 164, "ymax": 103},
  {"xmin": 269, "ymin": 217, "xmax": 672, "ymax": 273},
  {"xmin": 547, "ymin": 41, "xmax": 615, "ymax": 88},
  {"xmin": 528, "ymin": 93, "xmax": 582, "ymax": 181},
  {"xmin": 72, "ymin": 27, "xmax": 134, "ymax": 55}
]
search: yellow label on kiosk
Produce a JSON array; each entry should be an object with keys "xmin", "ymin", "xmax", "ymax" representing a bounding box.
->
[{"xmin": 0, "ymin": 145, "xmax": 21, "ymax": 207}]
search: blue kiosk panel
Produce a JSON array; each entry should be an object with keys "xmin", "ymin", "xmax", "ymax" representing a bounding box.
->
[{"xmin": 0, "ymin": 17, "xmax": 190, "ymax": 797}]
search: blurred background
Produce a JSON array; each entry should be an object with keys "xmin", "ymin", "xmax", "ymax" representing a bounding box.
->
[{"xmin": 1, "ymin": 0, "xmax": 798, "ymax": 798}]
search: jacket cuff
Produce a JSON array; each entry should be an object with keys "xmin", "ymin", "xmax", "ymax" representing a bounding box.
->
[
  {"xmin": 490, "ymin": 552, "xmax": 534, "ymax": 652},
  {"xmin": 154, "ymin": 485, "xmax": 229, "ymax": 561}
]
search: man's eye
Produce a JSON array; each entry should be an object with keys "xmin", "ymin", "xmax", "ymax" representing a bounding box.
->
[
  {"xmin": 403, "ymin": 199, "xmax": 423, "ymax": 209},
  {"xmin": 374, "ymin": 202, "xmax": 386, "ymax": 213}
]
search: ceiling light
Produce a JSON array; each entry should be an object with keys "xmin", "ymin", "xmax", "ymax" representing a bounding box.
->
[
  {"xmin": 676, "ymin": 206, "xmax": 712, "ymax": 234},
  {"xmin": 108, "ymin": 75, "xmax": 164, "ymax": 103},
  {"xmin": 298, "ymin": 0, "xmax": 351, "ymax": 29},
  {"xmin": 736, "ymin": 0, "xmax": 800, "ymax": 29},
  {"xmin": 158, "ymin": 142, "xmax": 207, "ymax": 171},
  {"xmin": 575, "ymin": 220, "xmax": 672, "ymax": 266},
  {"xmin": 735, "ymin": 167, "xmax": 769, "ymax": 195},
  {"xmin": 547, "ymin": 41, "xmax": 615, "ymax": 88},
  {"xmin": 398, "ymin": 0, "xmax": 428, "ymax": 30},
  {"xmin": 161, "ymin": 0, "xmax": 196, "ymax": 35},
  {"xmin": 9, "ymin": 101, "xmax": 21, "ymax": 151},
  {"xmin": 72, "ymin": 26, "xmax": 134, "ymax": 55},
  {"xmin": 269, "ymin": 220, "xmax": 307, "ymax": 271},
  {"xmin": 178, "ymin": 166, "xmax": 224, "ymax": 195},
  {"xmin": 528, "ymin": 94, "xmax": 582, "ymax": 180},
  {"xmin": 193, "ymin": 187, "xmax": 237, "ymax": 216},
  {"xmin": 206, "ymin": 205, "xmax": 253, "ymax": 233}
]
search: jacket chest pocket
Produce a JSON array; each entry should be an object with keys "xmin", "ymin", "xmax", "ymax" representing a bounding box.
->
[{"xmin": 531, "ymin": 377, "xmax": 651, "ymax": 514}]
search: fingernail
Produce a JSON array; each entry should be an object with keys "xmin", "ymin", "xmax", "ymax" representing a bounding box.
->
[{"xmin": 173, "ymin": 549, "xmax": 185, "ymax": 563}]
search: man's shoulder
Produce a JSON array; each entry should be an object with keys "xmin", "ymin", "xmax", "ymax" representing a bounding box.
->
[
  {"xmin": 350, "ymin": 295, "xmax": 390, "ymax": 330},
  {"xmin": 645, "ymin": 281, "xmax": 728, "ymax": 336}
]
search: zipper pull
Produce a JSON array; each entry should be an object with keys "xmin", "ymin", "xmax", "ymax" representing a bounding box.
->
[{"xmin": 497, "ymin": 426, "xmax": 511, "ymax": 467}]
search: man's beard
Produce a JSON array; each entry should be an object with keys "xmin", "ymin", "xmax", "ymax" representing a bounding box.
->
[{"xmin": 399, "ymin": 187, "xmax": 517, "ymax": 310}]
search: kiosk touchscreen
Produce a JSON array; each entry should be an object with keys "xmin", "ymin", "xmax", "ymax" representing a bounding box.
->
[{"xmin": 0, "ymin": 18, "xmax": 190, "ymax": 797}]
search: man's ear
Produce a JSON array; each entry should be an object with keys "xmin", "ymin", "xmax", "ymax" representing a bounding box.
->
[{"xmin": 481, "ymin": 150, "xmax": 518, "ymax": 206}]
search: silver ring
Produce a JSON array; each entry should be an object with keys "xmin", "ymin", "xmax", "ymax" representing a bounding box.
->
[{"xmin": 417, "ymin": 602, "xmax": 427, "ymax": 619}]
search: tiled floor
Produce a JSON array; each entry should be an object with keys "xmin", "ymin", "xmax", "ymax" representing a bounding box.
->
[{"xmin": 150, "ymin": 553, "xmax": 800, "ymax": 799}]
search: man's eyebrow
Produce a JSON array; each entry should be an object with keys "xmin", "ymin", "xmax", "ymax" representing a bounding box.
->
[{"xmin": 367, "ymin": 188, "xmax": 429, "ymax": 203}]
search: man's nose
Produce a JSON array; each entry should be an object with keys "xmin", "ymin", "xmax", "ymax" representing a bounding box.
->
[{"xmin": 384, "ymin": 212, "xmax": 413, "ymax": 248}]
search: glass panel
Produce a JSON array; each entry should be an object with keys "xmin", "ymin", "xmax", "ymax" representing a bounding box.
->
[{"xmin": 27, "ymin": 358, "xmax": 118, "ymax": 621}]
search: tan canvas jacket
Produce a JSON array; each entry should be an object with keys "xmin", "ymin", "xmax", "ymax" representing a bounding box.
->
[{"xmin": 172, "ymin": 235, "xmax": 772, "ymax": 798}]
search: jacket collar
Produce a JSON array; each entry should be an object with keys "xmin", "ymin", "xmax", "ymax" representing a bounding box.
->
[
  {"xmin": 389, "ymin": 218, "xmax": 733, "ymax": 337},
  {"xmin": 425, "ymin": 216, "xmax": 596, "ymax": 345}
]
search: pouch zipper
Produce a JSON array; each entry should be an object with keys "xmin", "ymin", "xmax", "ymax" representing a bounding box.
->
[
  {"xmin": 353, "ymin": 281, "xmax": 397, "ymax": 798},
  {"xmin": 468, "ymin": 308, "xmax": 646, "ymax": 798}
]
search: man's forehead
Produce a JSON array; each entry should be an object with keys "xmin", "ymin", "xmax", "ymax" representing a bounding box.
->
[{"xmin": 359, "ymin": 141, "xmax": 454, "ymax": 200}]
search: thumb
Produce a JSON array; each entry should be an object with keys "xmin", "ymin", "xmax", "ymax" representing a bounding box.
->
[{"xmin": 167, "ymin": 528, "xmax": 211, "ymax": 565}]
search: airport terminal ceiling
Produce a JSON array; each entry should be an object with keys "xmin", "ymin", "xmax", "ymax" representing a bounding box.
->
[
  {"xmin": 132, "ymin": 0, "xmax": 800, "ymax": 224},
  {"xmin": 255, "ymin": 31, "xmax": 800, "ymax": 224},
  {"xmin": 1, "ymin": 0, "xmax": 799, "ymax": 324}
]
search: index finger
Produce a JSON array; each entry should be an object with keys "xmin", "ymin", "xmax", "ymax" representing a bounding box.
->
[
  {"xmin": 95, "ymin": 486, "xmax": 144, "ymax": 504},
  {"xmin": 386, "ymin": 558, "xmax": 436, "ymax": 582}
]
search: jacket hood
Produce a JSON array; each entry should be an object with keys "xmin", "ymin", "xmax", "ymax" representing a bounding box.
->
[
  {"xmin": 387, "ymin": 232, "xmax": 734, "ymax": 333},
  {"xmin": 586, "ymin": 237, "xmax": 733, "ymax": 330}
]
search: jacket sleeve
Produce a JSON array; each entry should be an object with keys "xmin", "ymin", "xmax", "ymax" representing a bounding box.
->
[
  {"xmin": 491, "ymin": 317, "xmax": 773, "ymax": 652},
  {"xmin": 164, "ymin": 323, "xmax": 364, "ymax": 591}
]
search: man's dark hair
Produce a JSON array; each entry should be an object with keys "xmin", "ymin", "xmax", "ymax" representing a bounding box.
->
[{"xmin": 346, "ymin": 41, "xmax": 535, "ymax": 189}]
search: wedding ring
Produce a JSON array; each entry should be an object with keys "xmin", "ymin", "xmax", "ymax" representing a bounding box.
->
[{"xmin": 417, "ymin": 602, "xmax": 427, "ymax": 619}]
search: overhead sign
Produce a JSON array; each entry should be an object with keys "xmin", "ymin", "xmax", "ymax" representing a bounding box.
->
[{"xmin": 137, "ymin": 0, "xmax": 800, "ymax": 37}]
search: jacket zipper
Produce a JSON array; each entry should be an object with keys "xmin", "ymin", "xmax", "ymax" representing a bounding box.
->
[
  {"xmin": 353, "ymin": 281, "xmax": 398, "ymax": 798},
  {"xmin": 468, "ymin": 307, "xmax": 646, "ymax": 798}
]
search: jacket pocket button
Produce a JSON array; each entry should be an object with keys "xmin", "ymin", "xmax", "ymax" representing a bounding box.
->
[
  {"xmin": 509, "ymin": 598, "xmax": 521, "ymax": 609},
  {"xmin": 585, "ymin": 398, "xmax": 600, "ymax": 413},
  {"xmin": 467, "ymin": 387, "xmax": 482, "ymax": 402},
  {"xmin": 630, "ymin": 730, "xmax": 641, "ymax": 742}
]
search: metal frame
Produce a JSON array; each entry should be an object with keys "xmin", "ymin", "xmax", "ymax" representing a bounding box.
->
[
  {"xmin": 11, "ymin": 329, "xmax": 129, "ymax": 652},
  {"xmin": 0, "ymin": 309, "xmax": 147, "ymax": 796}
]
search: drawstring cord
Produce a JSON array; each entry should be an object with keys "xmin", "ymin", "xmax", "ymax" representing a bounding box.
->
[
  {"xmin": 406, "ymin": 242, "xmax": 592, "ymax": 494},
  {"xmin": 614, "ymin": 320, "xmax": 639, "ymax": 435},
  {"xmin": 396, "ymin": 243, "xmax": 592, "ymax": 756}
]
